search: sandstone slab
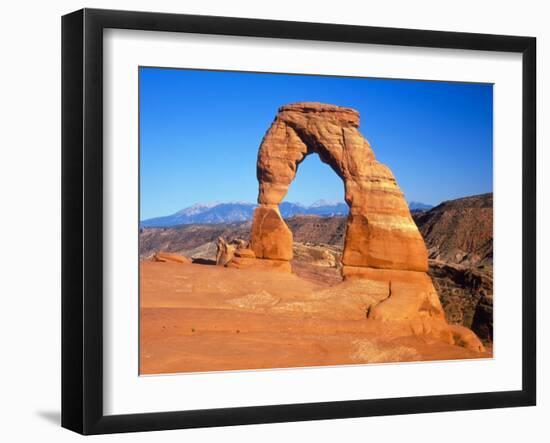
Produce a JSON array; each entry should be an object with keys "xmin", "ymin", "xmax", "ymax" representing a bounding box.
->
[
  {"xmin": 234, "ymin": 248, "xmax": 256, "ymax": 259},
  {"xmin": 152, "ymin": 252, "xmax": 191, "ymax": 264},
  {"xmin": 226, "ymin": 256, "xmax": 292, "ymax": 273}
]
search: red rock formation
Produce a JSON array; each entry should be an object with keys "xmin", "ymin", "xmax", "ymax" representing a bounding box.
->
[
  {"xmin": 245, "ymin": 102, "xmax": 483, "ymax": 351},
  {"xmin": 250, "ymin": 206, "xmax": 293, "ymax": 260},
  {"xmin": 216, "ymin": 237, "xmax": 251, "ymax": 265},
  {"xmin": 217, "ymin": 236, "xmax": 291, "ymax": 272},
  {"xmin": 252, "ymin": 102, "xmax": 427, "ymax": 271},
  {"xmin": 226, "ymin": 256, "xmax": 291, "ymax": 273},
  {"xmin": 152, "ymin": 251, "xmax": 191, "ymax": 264}
]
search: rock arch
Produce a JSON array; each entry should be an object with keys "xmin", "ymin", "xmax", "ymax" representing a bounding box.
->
[
  {"xmin": 250, "ymin": 102, "xmax": 428, "ymax": 274},
  {"xmin": 241, "ymin": 102, "xmax": 484, "ymax": 352}
]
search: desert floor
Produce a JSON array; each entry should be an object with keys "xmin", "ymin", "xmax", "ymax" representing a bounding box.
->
[{"xmin": 140, "ymin": 261, "xmax": 492, "ymax": 374}]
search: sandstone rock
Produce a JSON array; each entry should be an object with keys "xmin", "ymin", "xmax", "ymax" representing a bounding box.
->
[
  {"xmin": 449, "ymin": 324, "xmax": 486, "ymax": 352},
  {"xmin": 152, "ymin": 252, "xmax": 191, "ymax": 264},
  {"xmin": 227, "ymin": 290, "xmax": 281, "ymax": 310},
  {"xmin": 234, "ymin": 248, "xmax": 256, "ymax": 258},
  {"xmin": 217, "ymin": 237, "xmax": 253, "ymax": 265},
  {"xmin": 341, "ymin": 266, "xmax": 453, "ymax": 343},
  {"xmin": 231, "ymin": 239, "xmax": 249, "ymax": 249},
  {"xmin": 246, "ymin": 102, "xmax": 483, "ymax": 352},
  {"xmin": 250, "ymin": 206, "xmax": 293, "ymax": 260},
  {"xmin": 271, "ymin": 277, "xmax": 391, "ymax": 321},
  {"xmin": 216, "ymin": 237, "xmax": 236, "ymax": 265},
  {"xmin": 252, "ymin": 102, "xmax": 427, "ymax": 272},
  {"xmin": 140, "ymin": 260, "xmax": 492, "ymax": 374},
  {"xmin": 226, "ymin": 256, "xmax": 291, "ymax": 273},
  {"xmin": 350, "ymin": 339, "xmax": 420, "ymax": 364}
]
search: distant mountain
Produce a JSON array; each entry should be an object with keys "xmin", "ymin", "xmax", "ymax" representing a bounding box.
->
[
  {"xmin": 306, "ymin": 200, "xmax": 349, "ymax": 216},
  {"xmin": 141, "ymin": 199, "xmax": 433, "ymax": 227},
  {"xmin": 141, "ymin": 201, "xmax": 350, "ymax": 227},
  {"xmin": 278, "ymin": 202, "xmax": 307, "ymax": 218},
  {"xmin": 141, "ymin": 202, "xmax": 256, "ymax": 227},
  {"xmin": 409, "ymin": 201, "xmax": 434, "ymax": 212},
  {"xmin": 175, "ymin": 202, "xmax": 221, "ymax": 216}
]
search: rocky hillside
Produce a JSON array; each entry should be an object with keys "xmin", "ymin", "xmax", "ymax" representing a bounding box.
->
[
  {"xmin": 412, "ymin": 193, "xmax": 493, "ymax": 268},
  {"xmin": 428, "ymin": 260, "xmax": 493, "ymax": 341},
  {"xmin": 140, "ymin": 221, "xmax": 252, "ymax": 259},
  {"xmin": 412, "ymin": 193, "xmax": 493, "ymax": 341},
  {"xmin": 286, "ymin": 215, "xmax": 346, "ymax": 246}
]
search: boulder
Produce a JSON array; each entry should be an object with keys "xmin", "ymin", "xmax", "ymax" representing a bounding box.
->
[
  {"xmin": 216, "ymin": 237, "xmax": 236, "ymax": 266},
  {"xmin": 216, "ymin": 237, "xmax": 253, "ymax": 265},
  {"xmin": 152, "ymin": 252, "xmax": 191, "ymax": 264}
]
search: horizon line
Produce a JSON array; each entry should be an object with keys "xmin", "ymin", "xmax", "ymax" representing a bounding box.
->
[{"xmin": 140, "ymin": 191, "xmax": 493, "ymax": 222}]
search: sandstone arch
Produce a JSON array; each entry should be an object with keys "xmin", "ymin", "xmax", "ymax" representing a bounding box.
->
[
  {"xmin": 250, "ymin": 102, "xmax": 428, "ymax": 274},
  {"xmin": 241, "ymin": 102, "xmax": 484, "ymax": 352}
]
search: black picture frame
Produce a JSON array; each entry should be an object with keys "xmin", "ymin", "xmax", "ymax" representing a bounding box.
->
[{"xmin": 61, "ymin": 8, "xmax": 537, "ymax": 435}]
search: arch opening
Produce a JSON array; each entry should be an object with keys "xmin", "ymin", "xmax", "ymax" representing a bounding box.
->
[{"xmin": 281, "ymin": 152, "xmax": 348, "ymax": 280}]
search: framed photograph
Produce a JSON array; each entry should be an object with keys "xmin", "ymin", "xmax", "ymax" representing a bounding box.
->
[{"xmin": 61, "ymin": 8, "xmax": 536, "ymax": 435}]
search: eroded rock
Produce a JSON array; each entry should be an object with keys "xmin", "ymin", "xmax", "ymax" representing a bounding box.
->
[
  {"xmin": 246, "ymin": 102, "xmax": 483, "ymax": 351},
  {"xmin": 152, "ymin": 251, "xmax": 192, "ymax": 264},
  {"xmin": 216, "ymin": 237, "xmax": 236, "ymax": 266},
  {"xmin": 250, "ymin": 206, "xmax": 293, "ymax": 260},
  {"xmin": 216, "ymin": 237, "xmax": 251, "ymax": 265},
  {"xmin": 226, "ymin": 256, "xmax": 292, "ymax": 273},
  {"xmin": 252, "ymin": 102, "xmax": 427, "ymax": 271}
]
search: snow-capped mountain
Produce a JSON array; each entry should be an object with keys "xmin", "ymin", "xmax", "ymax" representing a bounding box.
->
[
  {"xmin": 175, "ymin": 202, "xmax": 221, "ymax": 216},
  {"xmin": 141, "ymin": 199, "xmax": 433, "ymax": 227},
  {"xmin": 408, "ymin": 201, "xmax": 434, "ymax": 212},
  {"xmin": 141, "ymin": 202, "xmax": 256, "ymax": 227},
  {"xmin": 141, "ymin": 201, "xmax": 348, "ymax": 227}
]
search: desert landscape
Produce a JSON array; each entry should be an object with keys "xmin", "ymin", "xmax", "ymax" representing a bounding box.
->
[{"xmin": 139, "ymin": 103, "xmax": 492, "ymax": 374}]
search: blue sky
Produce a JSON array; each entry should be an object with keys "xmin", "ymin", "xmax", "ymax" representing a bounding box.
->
[{"xmin": 140, "ymin": 67, "xmax": 493, "ymax": 220}]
